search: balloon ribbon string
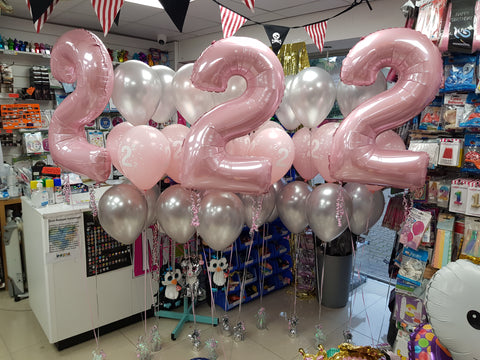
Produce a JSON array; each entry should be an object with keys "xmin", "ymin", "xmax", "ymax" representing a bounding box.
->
[
  {"xmin": 202, "ymin": 247, "xmax": 217, "ymax": 326},
  {"xmin": 259, "ymin": 224, "xmax": 267, "ymax": 306},
  {"xmin": 293, "ymin": 233, "xmax": 298, "ymax": 318},
  {"xmin": 238, "ymin": 233, "xmax": 254, "ymax": 319},
  {"xmin": 143, "ymin": 227, "xmax": 148, "ymax": 336},
  {"xmin": 318, "ymin": 241, "xmax": 326, "ymax": 322},
  {"xmin": 224, "ymin": 245, "xmax": 235, "ymax": 314}
]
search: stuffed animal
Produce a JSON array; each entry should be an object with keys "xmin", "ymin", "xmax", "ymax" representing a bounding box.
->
[
  {"xmin": 180, "ymin": 256, "xmax": 204, "ymax": 298},
  {"xmin": 161, "ymin": 268, "xmax": 182, "ymax": 300},
  {"xmin": 207, "ymin": 257, "xmax": 229, "ymax": 288},
  {"xmin": 156, "ymin": 265, "xmax": 183, "ymax": 310}
]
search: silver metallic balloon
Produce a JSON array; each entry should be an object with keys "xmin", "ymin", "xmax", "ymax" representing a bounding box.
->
[
  {"xmin": 156, "ymin": 185, "xmax": 195, "ymax": 244},
  {"xmin": 151, "ymin": 65, "xmax": 176, "ymax": 124},
  {"xmin": 344, "ymin": 183, "xmax": 374, "ymax": 235},
  {"xmin": 173, "ymin": 63, "xmax": 215, "ymax": 125},
  {"xmin": 112, "ymin": 60, "xmax": 162, "ymax": 126},
  {"xmin": 212, "ymin": 75, "xmax": 246, "ymax": 107},
  {"xmin": 98, "ymin": 184, "xmax": 147, "ymax": 245},
  {"xmin": 198, "ymin": 191, "xmax": 244, "ymax": 251},
  {"xmin": 336, "ymin": 72, "xmax": 387, "ymax": 118},
  {"xmin": 288, "ymin": 67, "xmax": 336, "ymax": 129},
  {"xmin": 369, "ymin": 190, "xmax": 385, "ymax": 228},
  {"xmin": 276, "ymin": 75, "xmax": 300, "ymax": 130},
  {"xmin": 277, "ymin": 181, "xmax": 312, "ymax": 233},
  {"xmin": 240, "ymin": 186, "xmax": 276, "ymax": 229},
  {"xmin": 306, "ymin": 183, "xmax": 353, "ymax": 243},
  {"xmin": 266, "ymin": 205, "xmax": 278, "ymax": 223},
  {"xmin": 144, "ymin": 185, "xmax": 160, "ymax": 227}
]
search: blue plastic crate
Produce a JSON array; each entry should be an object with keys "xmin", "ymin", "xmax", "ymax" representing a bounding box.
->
[{"xmin": 275, "ymin": 269, "xmax": 293, "ymax": 289}]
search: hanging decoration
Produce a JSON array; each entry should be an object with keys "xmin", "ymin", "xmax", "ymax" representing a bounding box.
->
[
  {"xmin": 304, "ymin": 21, "xmax": 328, "ymax": 52},
  {"xmin": 243, "ymin": 0, "xmax": 255, "ymax": 13},
  {"xmin": 219, "ymin": 5, "xmax": 248, "ymax": 38},
  {"xmin": 27, "ymin": 0, "xmax": 59, "ymax": 33},
  {"xmin": 159, "ymin": 0, "xmax": 190, "ymax": 32},
  {"xmin": 114, "ymin": 9, "xmax": 121, "ymax": 26},
  {"xmin": 277, "ymin": 42, "xmax": 310, "ymax": 76},
  {"xmin": 91, "ymin": 0, "xmax": 124, "ymax": 36},
  {"xmin": 264, "ymin": 25, "xmax": 290, "ymax": 55}
]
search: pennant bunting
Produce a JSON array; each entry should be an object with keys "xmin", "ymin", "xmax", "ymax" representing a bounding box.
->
[
  {"xmin": 159, "ymin": 0, "xmax": 190, "ymax": 32},
  {"xmin": 304, "ymin": 21, "xmax": 328, "ymax": 52},
  {"xmin": 219, "ymin": 5, "xmax": 247, "ymax": 38},
  {"xmin": 264, "ymin": 24, "xmax": 289, "ymax": 55},
  {"xmin": 26, "ymin": 0, "xmax": 59, "ymax": 33},
  {"xmin": 91, "ymin": 0, "xmax": 124, "ymax": 36},
  {"xmin": 244, "ymin": 0, "xmax": 255, "ymax": 13},
  {"xmin": 114, "ymin": 9, "xmax": 121, "ymax": 26}
]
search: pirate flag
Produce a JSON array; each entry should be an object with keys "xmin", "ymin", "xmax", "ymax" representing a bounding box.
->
[
  {"xmin": 264, "ymin": 25, "xmax": 289, "ymax": 55},
  {"xmin": 159, "ymin": 0, "xmax": 190, "ymax": 32}
]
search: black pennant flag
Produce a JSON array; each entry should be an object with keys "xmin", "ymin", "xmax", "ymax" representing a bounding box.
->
[
  {"xmin": 264, "ymin": 25, "xmax": 290, "ymax": 54},
  {"xmin": 30, "ymin": 0, "xmax": 54, "ymax": 23},
  {"xmin": 114, "ymin": 9, "xmax": 121, "ymax": 26},
  {"xmin": 159, "ymin": 0, "xmax": 190, "ymax": 32}
]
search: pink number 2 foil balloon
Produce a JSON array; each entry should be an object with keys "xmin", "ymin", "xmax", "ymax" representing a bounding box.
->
[
  {"xmin": 49, "ymin": 29, "xmax": 114, "ymax": 182},
  {"xmin": 329, "ymin": 28, "xmax": 443, "ymax": 189},
  {"xmin": 180, "ymin": 37, "xmax": 285, "ymax": 194}
]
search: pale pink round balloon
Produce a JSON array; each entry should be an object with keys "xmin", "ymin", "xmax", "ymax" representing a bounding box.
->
[
  {"xmin": 249, "ymin": 128, "xmax": 295, "ymax": 185},
  {"xmin": 226, "ymin": 134, "xmax": 250, "ymax": 156},
  {"xmin": 161, "ymin": 124, "xmax": 190, "ymax": 183},
  {"xmin": 251, "ymin": 120, "xmax": 284, "ymax": 140},
  {"xmin": 292, "ymin": 127, "xmax": 317, "ymax": 180},
  {"xmin": 118, "ymin": 125, "xmax": 171, "ymax": 190},
  {"xmin": 311, "ymin": 122, "xmax": 339, "ymax": 183},
  {"xmin": 106, "ymin": 122, "xmax": 134, "ymax": 173}
]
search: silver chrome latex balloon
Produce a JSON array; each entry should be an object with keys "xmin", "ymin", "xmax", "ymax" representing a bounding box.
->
[{"xmin": 276, "ymin": 181, "xmax": 312, "ymax": 233}]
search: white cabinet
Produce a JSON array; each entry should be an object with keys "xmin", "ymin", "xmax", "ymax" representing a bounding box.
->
[{"xmin": 21, "ymin": 192, "xmax": 156, "ymax": 344}]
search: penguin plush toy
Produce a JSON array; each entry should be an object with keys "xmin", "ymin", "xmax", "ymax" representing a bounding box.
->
[{"xmin": 156, "ymin": 265, "xmax": 183, "ymax": 310}]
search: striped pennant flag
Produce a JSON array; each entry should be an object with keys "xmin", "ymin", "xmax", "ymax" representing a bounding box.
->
[
  {"xmin": 219, "ymin": 5, "xmax": 247, "ymax": 38},
  {"xmin": 244, "ymin": 0, "xmax": 255, "ymax": 12},
  {"xmin": 26, "ymin": 0, "xmax": 59, "ymax": 33},
  {"xmin": 304, "ymin": 21, "xmax": 328, "ymax": 52},
  {"xmin": 91, "ymin": 0, "xmax": 125, "ymax": 36}
]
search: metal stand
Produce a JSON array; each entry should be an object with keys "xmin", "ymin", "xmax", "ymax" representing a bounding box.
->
[{"xmin": 155, "ymin": 296, "xmax": 218, "ymax": 340}]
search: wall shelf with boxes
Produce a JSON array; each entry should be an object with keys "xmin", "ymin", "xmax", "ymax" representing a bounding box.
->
[{"xmin": 205, "ymin": 220, "xmax": 293, "ymax": 312}]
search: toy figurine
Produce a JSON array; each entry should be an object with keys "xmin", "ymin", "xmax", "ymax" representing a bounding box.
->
[
  {"xmin": 7, "ymin": 38, "xmax": 14, "ymax": 50},
  {"xmin": 0, "ymin": 35, "xmax": 3, "ymax": 49},
  {"xmin": 13, "ymin": 39, "xmax": 19, "ymax": 51},
  {"xmin": 20, "ymin": 41, "xmax": 26, "ymax": 52},
  {"xmin": 34, "ymin": 42, "xmax": 40, "ymax": 53},
  {"xmin": 147, "ymin": 54, "xmax": 154, "ymax": 67}
]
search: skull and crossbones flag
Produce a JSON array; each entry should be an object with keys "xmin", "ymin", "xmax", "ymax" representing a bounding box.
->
[{"xmin": 264, "ymin": 25, "xmax": 290, "ymax": 55}]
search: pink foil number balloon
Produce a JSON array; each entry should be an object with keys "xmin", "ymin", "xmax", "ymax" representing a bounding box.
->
[
  {"xmin": 329, "ymin": 28, "xmax": 442, "ymax": 189},
  {"xmin": 49, "ymin": 29, "xmax": 114, "ymax": 182},
  {"xmin": 180, "ymin": 37, "xmax": 285, "ymax": 194}
]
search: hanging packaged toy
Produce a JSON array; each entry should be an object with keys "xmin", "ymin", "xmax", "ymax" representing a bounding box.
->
[
  {"xmin": 419, "ymin": 96, "xmax": 443, "ymax": 130},
  {"xmin": 442, "ymin": 93, "xmax": 467, "ymax": 129},
  {"xmin": 397, "ymin": 247, "xmax": 429, "ymax": 287},
  {"xmin": 460, "ymin": 216, "xmax": 480, "ymax": 263},
  {"xmin": 437, "ymin": 180, "xmax": 451, "ymax": 208},
  {"xmin": 415, "ymin": 0, "xmax": 448, "ymax": 43},
  {"xmin": 408, "ymin": 139, "xmax": 440, "ymax": 169},
  {"xmin": 431, "ymin": 213, "xmax": 455, "ymax": 269},
  {"xmin": 463, "ymin": 133, "xmax": 480, "ymax": 173},
  {"xmin": 23, "ymin": 132, "xmax": 44, "ymax": 154},
  {"xmin": 465, "ymin": 180, "xmax": 480, "ymax": 217},
  {"xmin": 394, "ymin": 292, "xmax": 427, "ymax": 330},
  {"xmin": 442, "ymin": 54, "xmax": 477, "ymax": 93},
  {"xmin": 399, "ymin": 207, "xmax": 432, "ymax": 250},
  {"xmin": 460, "ymin": 93, "xmax": 480, "ymax": 127},
  {"xmin": 437, "ymin": 138, "xmax": 463, "ymax": 167},
  {"xmin": 428, "ymin": 179, "xmax": 439, "ymax": 204},
  {"xmin": 86, "ymin": 130, "xmax": 105, "ymax": 148},
  {"xmin": 449, "ymin": 178, "xmax": 469, "ymax": 213}
]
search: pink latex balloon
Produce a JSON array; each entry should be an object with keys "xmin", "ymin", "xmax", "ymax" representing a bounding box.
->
[
  {"xmin": 249, "ymin": 128, "xmax": 295, "ymax": 185},
  {"xmin": 226, "ymin": 135, "xmax": 250, "ymax": 156},
  {"xmin": 311, "ymin": 122, "xmax": 339, "ymax": 183},
  {"xmin": 329, "ymin": 28, "xmax": 442, "ymax": 189},
  {"xmin": 292, "ymin": 127, "xmax": 317, "ymax": 180},
  {"xmin": 106, "ymin": 122, "xmax": 134, "ymax": 173},
  {"xmin": 161, "ymin": 124, "xmax": 190, "ymax": 183},
  {"xmin": 118, "ymin": 125, "xmax": 171, "ymax": 190},
  {"xmin": 251, "ymin": 120, "xmax": 284, "ymax": 140},
  {"xmin": 48, "ymin": 29, "xmax": 113, "ymax": 182},
  {"xmin": 181, "ymin": 37, "xmax": 285, "ymax": 194}
]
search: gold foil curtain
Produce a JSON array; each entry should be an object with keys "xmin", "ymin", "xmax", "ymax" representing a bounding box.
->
[{"xmin": 276, "ymin": 42, "xmax": 310, "ymax": 76}]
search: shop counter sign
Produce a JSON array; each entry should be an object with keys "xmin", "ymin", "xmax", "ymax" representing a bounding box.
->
[{"xmin": 46, "ymin": 214, "xmax": 82, "ymax": 263}]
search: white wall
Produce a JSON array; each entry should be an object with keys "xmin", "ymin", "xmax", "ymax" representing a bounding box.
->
[{"xmin": 177, "ymin": 0, "xmax": 407, "ymax": 63}]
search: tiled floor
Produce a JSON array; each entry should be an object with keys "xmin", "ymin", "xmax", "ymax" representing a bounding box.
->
[{"xmin": 0, "ymin": 278, "xmax": 393, "ymax": 360}]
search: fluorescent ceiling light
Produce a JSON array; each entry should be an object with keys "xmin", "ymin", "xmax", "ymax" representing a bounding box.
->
[
  {"xmin": 125, "ymin": 0, "xmax": 194, "ymax": 8},
  {"xmin": 124, "ymin": 0, "xmax": 164, "ymax": 8}
]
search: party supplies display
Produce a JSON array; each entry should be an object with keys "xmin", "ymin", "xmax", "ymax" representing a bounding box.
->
[
  {"xmin": 419, "ymin": 96, "xmax": 443, "ymax": 130},
  {"xmin": 98, "ymin": 115, "xmax": 112, "ymax": 130},
  {"xmin": 465, "ymin": 180, "xmax": 480, "ymax": 216},
  {"xmin": 412, "ymin": 182, "xmax": 428, "ymax": 202},
  {"xmin": 23, "ymin": 132, "xmax": 44, "ymax": 154},
  {"xmin": 428, "ymin": 179, "xmax": 439, "ymax": 204},
  {"xmin": 449, "ymin": 178, "xmax": 469, "ymax": 213},
  {"xmin": 399, "ymin": 208, "xmax": 432, "ymax": 250},
  {"xmin": 460, "ymin": 216, "xmax": 480, "ymax": 262},
  {"xmin": 437, "ymin": 181, "xmax": 451, "ymax": 208},
  {"xmin": 415, "ymin": 0, "xmax": 448, "ymax": 43},
  {"xmin": 431, "ymin": 213, "xmax": 455, "ymax": 268},
  {"xmin": 442, "ymin": 54, "xmax": 477, "ymax": 93},
  {"xmin": 452, "ymin": 217, "xmax": 465, "ymax": 262},
  {"xmin": 397, "ymin": 247, "xmax": 429, "ymax": 287},
  {"xmin": 408, "ymin": 139, "xmax": 439, "ymax": 168},
  {"xmin": 437, "ymin": 138, "xmax": 463, "ymax": 167},
  {"xmin": 442, "ymin": 93, "xmax": 467, "ymax": 129},
  {"xmin": 86, "ymin": 130, "xmax": 105, "ymax": 148},
  {"xmin": 463, "ymin": 132, "xmax": 480, "ymax": 173},
  {"xmin": 394, "ymin": 292, "xmax": 427, "ymax": 329}
]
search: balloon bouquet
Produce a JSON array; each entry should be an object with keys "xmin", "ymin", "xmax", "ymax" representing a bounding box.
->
[{"xmin": 48, "ymin": 25, "xmax": 444, "ymax": 359}]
